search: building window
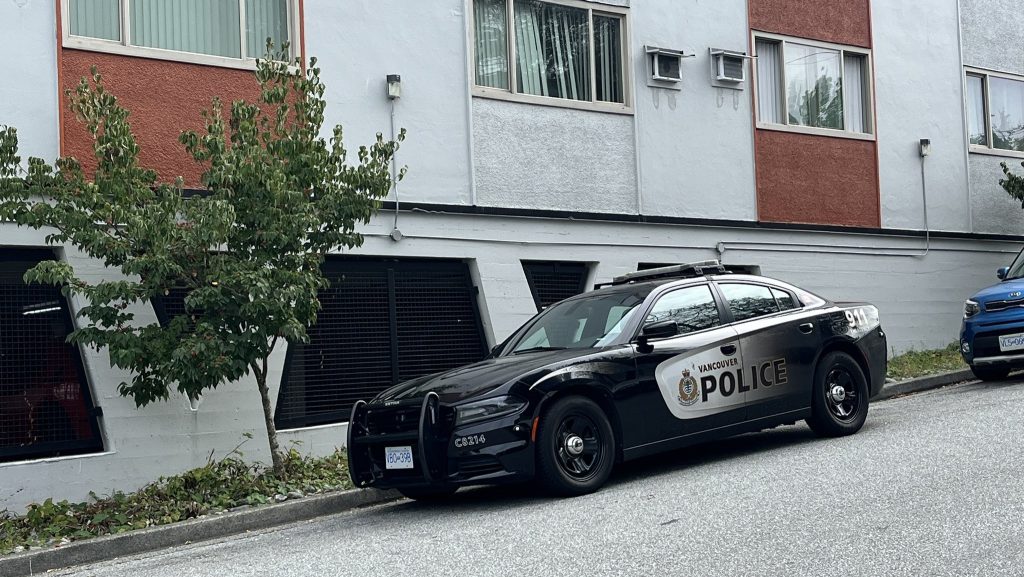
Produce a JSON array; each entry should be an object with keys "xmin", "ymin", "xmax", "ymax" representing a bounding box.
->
[
  {"xmin": 63, "ymin": 0, "xmax": 297, "ymax": 69},
  {"xmin": 967, "ymin": 70, "xmax": 1024, "ymax": 155},
  {"xmin": 754, "ymin": 33, "xmax": 873, "ymax": 138},
  {"xmin": 472, "ymin": 0, "xmax": 629, "ymax": 112}
]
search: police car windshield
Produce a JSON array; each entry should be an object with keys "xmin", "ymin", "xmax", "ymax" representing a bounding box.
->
[{"xmin": 508, "ymin": 290, "xmax": 648, "ymax": 353}]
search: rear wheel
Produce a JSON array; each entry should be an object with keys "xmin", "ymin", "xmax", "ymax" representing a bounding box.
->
[
  {"xmin": 807, "ymin": 352, "xmax": 869, "ymax": 437},
  {"xmin": 535, "ymin": 397, "xmax": 615, "ymax": 496},
  {"xmin": 970, "ymin": 365, "xmax": 1010, "ymax": 382}
]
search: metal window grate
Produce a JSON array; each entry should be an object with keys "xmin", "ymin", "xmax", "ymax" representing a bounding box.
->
[
  {"xmin": 276, "ymin": 259, "xmax": 488, "ymax": 429},
  {"xmin": 0, "ymin": 249, "xmax": 103, "ymax": 463},
  {"xmin": 522, "ymin": 261, "xmax": 589, "ymax": 311}
]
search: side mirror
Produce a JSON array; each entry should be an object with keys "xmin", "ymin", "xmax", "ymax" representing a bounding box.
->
[
  {"xmin": 636, "ymin": 320, "xmax": 678, "ymax": 353},
  {"xmin": 998, "ymin": 267, "xmax": 1010, "ymax": 280}
]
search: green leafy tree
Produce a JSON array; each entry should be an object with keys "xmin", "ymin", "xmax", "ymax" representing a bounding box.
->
[
  {"xmin": 1000, "ymin": 160, "xmax": 1024, "ymax": 208},
  {"xmin": 0, "ymin": 48, "xmax": 404, "ymax": 476}
]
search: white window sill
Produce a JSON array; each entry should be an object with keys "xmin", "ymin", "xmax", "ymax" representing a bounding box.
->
[
  {"xmin": 969, "ymin": 145, "xmax": 1024, "ymax": 161},
  {"xmin": 472, "ymin": 86, "xmax": 633, "ymax": 115},
  {"xmin": 756, "ymin": 122, "xmax": 876, "ymax": 142},
  {"xmin": 0, "ymin": 450, "xmax": 115, "ymax": 468},
  {"xmin": 64, "ymin": 36, "xmax": 263, "ymax": 71}
]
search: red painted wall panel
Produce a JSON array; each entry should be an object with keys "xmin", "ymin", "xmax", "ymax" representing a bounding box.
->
[
  {"xmin": 749, "ymin": 0, "xmax": 872, "ymax": 48},
  {"xmin": 60, "ymin": 50, "xmax": 262, "ymax": 188},
  {"xmin": 755, "ymin": 130, "xmax": 879, "ymax": 228}
]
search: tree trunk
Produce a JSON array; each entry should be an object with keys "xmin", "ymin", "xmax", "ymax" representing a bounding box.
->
[{"xmin": 253, "ymin": 360, "xmax": 285, "ymax": 477}]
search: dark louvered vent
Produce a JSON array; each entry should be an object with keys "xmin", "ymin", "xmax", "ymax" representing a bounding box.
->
[
  {"xmin": 522, "ymin": 261, "xmax": 590, "ymax": 311},
  {"xmin": 0, "ymin": 250, "xmax": 103, "ymax": 463},
  {"xmin": 151, "ymin": 286, "xmax": 192, "ymax": 328},
  {"xmin": 276, "ymin": 259, "xmax": 487, "ymax": 429},
  {"xmin": 638, "ymin": 262, "xmax": 677, "ymax": 271}
]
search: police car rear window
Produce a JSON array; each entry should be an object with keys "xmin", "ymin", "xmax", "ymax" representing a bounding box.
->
[{"xmin": 718, "ymin": 283, "xmax": 780, "ymax": 321}]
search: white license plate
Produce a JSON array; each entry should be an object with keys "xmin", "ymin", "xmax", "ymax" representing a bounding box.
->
[
  {"xmin": 999, "ymin": 332, "xmax": 1024, "ymax": 352},
  {"xmin": 384, "ymin": 446, "xmax": 414, "ymax": 470}
]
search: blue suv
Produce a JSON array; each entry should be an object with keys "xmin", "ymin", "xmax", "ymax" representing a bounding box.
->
[{"xmin": 961, "ymin": 255, "xmax": 1024, "ymax": 380}]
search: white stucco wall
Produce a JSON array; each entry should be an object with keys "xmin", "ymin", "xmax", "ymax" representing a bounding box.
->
[
  {"xmin": 959, "ymin": 0, "xmax": 1024, "ymax": 236},
  {"xmin": 0, "ymin": 0, "xmax": 59, "ymax": 163},
  {"xmin": 631, "ymin": 0, "xmax": 757, "ymax": 221},
  {"xmin": 305, "ymin": 0, "xmax": 474, "ymax": 206},
  {"xmin": 873, "ymin": 0, "xmax": 971, "ymax": 233}
]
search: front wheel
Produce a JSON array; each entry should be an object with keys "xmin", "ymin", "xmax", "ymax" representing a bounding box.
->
[
  {"xmin": 806, "ymin": 352, "xmax": 869, "ymax": 437},
  {"xmin": 970, "ymin": 365, "xmax": 1010, "ymax": 382},
  {"xmin": 535, "ymin": 397, "xmax": 615, "ymax": 496}
]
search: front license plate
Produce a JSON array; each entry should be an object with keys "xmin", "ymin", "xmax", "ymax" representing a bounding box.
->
[
  {"xmin": 999, "ymin": 332, "xmax": 1024, "ymax": 352},
  {"xmin": 384, "ymin": 446, "xmax": 414, "ymax": 470}
]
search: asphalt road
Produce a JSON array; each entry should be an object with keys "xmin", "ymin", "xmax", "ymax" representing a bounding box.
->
[{"xmin": 58, "ymin": 379, "xmax": 1024, "ymax": 577}]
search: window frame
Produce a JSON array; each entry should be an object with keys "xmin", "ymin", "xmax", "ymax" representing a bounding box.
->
[
  {"xmin": 751, "ymin": 31, "xmax": 875, "ymax": 142},
  {"xmin": 61, "ymin": 0, "xmax": 301, "ymax": 71},
  {"xmin": 964, "ymin": 66, "xmax": 1024, "ymax": 160},
  {"xmin": 469, "ymin": 0, "xmax": 633, "ymax": 115}
]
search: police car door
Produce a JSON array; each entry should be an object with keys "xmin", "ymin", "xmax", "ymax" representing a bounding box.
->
[
  {"xmin": 714, "ymin": 282, "xmax": 820, "ymax": 420},
  {"xmin": 628, "ymin": 284, "xmax": 744, "ymax": 450}
]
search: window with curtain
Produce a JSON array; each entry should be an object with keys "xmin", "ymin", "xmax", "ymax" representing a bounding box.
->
[
  {"xmin": 754, "ymin": 35, "xmax": 872, "ymax": 136},
  {"xmin": 472, "ymin": 0, "xmax": 627, "ymax": 108},
  {"xmin": 67, "ymin": 0, "xmax": 292, "ymax": 63},
  {"xmin": 967, "ymin": 71, "xmax": 1024, "ymax": 153}
]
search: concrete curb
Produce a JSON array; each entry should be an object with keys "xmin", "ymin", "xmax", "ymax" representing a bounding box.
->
[
  {"xmin": 875, "ymin": 368, "xmax": 976, "ymax": 401},
  {"xmin": 0, "ymin": 369, "xmax": 977, "ymax": 576},
  {"xmin": 0, "ymin": 488, "xmax": 399, "ymax": 577}
]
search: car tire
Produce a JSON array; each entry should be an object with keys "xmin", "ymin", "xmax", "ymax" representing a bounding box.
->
[
  {"xmin": 806, "ymin": 352, "xmax": 869, "ymax": 438},
  {"xmin": 397, "ymin": 486, "xmax": 458, "ymax": 502},
  {"xmin": 535, "ymin": 396, "xmax": 615, "ymax": 496},
  {"xmin": 970, "ymin": 365, "xmax": 1011, "ymax": 382}
]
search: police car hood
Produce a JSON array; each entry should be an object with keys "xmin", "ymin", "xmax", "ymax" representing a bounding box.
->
[
  {"xmin": 970, "ymin": 279, "xmax": 1024, "ymax": 304},
  {"xmin": 372, "ymin": 348, "xmax": 598, "ymax": 405}
]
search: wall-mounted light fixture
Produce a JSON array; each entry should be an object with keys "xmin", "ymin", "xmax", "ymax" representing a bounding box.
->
[{"xmin": 386, "ymin": 74, "xmax": 402, "ymax": 100}]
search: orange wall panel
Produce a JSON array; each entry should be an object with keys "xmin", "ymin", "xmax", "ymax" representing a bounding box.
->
[
  {"xmin": 749, "ymin": 0, "xmax": 871, "ymax": 48},
  {"xmin": 60, "ymin": 50, "xmax": 262, "ymax": 188},
  {"xmin": 755, "ymin": 130, "xmax": 879, "ymax": 228}
]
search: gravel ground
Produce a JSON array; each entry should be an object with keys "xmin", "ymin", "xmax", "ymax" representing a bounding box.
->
[{"xmin": 57, "ymin": 379, "xmax": 1024, "ymax": 577}]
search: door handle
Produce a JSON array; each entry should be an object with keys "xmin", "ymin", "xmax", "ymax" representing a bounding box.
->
[
  {"xmin": 799, "ymin": 323, "xmax": 815, "ymax": 334},
  {"xmin": 720, "ymin": 344, "xmax": 737, "ymax": 356}
]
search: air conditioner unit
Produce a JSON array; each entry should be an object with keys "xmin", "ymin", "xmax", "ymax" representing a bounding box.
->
[
  {"xmin": 645, "ymin": 46, "xmax": 688, "ymax": 83},
  {"xmin": 710, "ymin": 49, "xmax": 746, "ymax": 83}
]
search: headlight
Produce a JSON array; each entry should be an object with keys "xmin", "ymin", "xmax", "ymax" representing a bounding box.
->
[
  {"xmin": 964, "ymin": 299, "xmax": 980, "ymax": 318},
  {"xmin": 455, "ymin": 396, "xmax": 527, "ymax": 426}
]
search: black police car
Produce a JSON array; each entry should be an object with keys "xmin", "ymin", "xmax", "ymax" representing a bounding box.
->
[{"xmin": 347, "ymin": 261, "xmax": 887, "ymax": 498}]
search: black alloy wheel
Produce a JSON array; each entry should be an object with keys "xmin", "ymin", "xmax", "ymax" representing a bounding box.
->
[
  {"xmin": 536, "ymin": 397, "xmax": 615, "ymax": 496},
  {"xmin": 807, "ymin": 351, "xmax": 869, "ymax": 437}
]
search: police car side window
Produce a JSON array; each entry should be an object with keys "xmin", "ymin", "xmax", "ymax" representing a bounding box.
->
[
  {"xmin": 771, "ymin": 288, "xmax": 798, "ymax": 311},
  {"xmin": 644, "ymin": 285, "xmax": 721, "ymax": 334},
  {"xmin": 718, "ymin": 283, "xmax": 780, "ymax": 322}
]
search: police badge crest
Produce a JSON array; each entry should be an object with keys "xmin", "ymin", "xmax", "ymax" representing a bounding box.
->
[{"xmin": 677, "ymin": 369, "xmax": 700, "ymax": 406}]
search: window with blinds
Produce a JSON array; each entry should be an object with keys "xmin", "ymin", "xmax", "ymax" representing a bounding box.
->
[
  {"xmin": 754, "ymin": 34, "xmax": 873, "ymax": 137},
  {"xmin": 66, "ymin": 0, "xmax": 294, "ymax": 64},
  {"xmin": 0, "ymin": 250, "xmax": 103, "ymax": 463},
  {"xmin": 275, "ymin": 259, "xmax": 489, "ymax": 430}
]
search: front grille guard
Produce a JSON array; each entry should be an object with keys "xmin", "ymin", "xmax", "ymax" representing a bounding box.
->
[{"xmin": 347, "ymin": 392, "xmax": 444, "ymax": 488}]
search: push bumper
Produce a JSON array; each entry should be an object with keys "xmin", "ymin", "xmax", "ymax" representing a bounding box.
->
[{"xmin": 347, "ymin": 394, "xmax": 535, "ymax": 490}]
